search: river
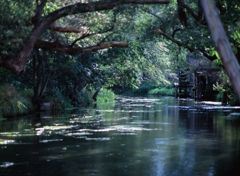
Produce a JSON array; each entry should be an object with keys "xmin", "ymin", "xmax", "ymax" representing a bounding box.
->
[{"xmin": 1, "ymin": 96, "xmax": 240, "ymax": 176}]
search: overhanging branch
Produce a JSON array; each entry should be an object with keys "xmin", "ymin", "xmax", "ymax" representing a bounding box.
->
[
  {"xmin": 34, "ymin": 40, "xmax": 128, "ymax": 54},
  {"xmin": 157, "ymin": 29, "xmax": 216, "ymax": 61},
  {"xmin": 49, "ymin": 23, "xmax": 83, "ymax": 33}
]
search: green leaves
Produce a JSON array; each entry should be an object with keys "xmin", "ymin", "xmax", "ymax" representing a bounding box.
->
[
  {"xmin": 44, "ymin": 2, "xmax": 59, "ymax": 15},
  {"xmin": 0, "ymin": 0, "xmax": 34, "ymax": 51}
]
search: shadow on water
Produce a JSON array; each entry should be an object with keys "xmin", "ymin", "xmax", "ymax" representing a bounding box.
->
[{"xmin": 1, "ymin": 96, "xmax": 240, "ymax": 176}]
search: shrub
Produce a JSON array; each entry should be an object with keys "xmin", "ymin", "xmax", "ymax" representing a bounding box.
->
[
  {"xmin": 0, "ymin": 85, "xmax": 33, "ymax": 117},
  {"xmin": 97, "ymin": 89, "xmax": 116, "ymax": 103}
]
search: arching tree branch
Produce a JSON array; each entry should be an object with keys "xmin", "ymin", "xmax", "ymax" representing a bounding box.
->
[{"xmin": 156, "ymin": 29, "xmax": 216, "ymax": 61}]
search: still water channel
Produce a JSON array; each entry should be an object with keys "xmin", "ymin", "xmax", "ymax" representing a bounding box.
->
[{"xmin": 1, "ymin": 96, "xmax": 240, "ymax": 176}]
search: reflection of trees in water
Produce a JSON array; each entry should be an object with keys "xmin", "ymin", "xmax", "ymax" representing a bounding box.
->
[
  {"xmin": 175, "ymin": 107, "xmax": 240, "ymax": 176},
  {"xmin": 186, "ymin": 109, "xmax": 214, "ymax": 133},
  {"xmin": 213, "ymin": 113, "xmax": 240, "ymax": 176},
  {"xmin": 157, "ymin": 107, "xmax": 215, "ymax": 176}
]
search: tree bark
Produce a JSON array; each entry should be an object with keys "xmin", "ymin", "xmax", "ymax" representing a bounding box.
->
[{"xmin": 201, "ymin": 0, "xmax": 240, "ymax": 100}]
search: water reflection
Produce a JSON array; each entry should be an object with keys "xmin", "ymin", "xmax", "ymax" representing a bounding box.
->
[{"xmin": 1, "ymin": 96, "xmax": 240, "ymax": 176}]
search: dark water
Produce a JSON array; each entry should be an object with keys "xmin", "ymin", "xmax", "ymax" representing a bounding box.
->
[{"xmin": 1, "ymin": 96, "xmax": 240, "ymax": 176}]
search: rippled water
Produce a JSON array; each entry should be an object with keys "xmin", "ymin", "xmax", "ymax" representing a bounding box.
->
[{"xmin": 1, "ymin": 96, "xmax": 240, "ymax": 176}]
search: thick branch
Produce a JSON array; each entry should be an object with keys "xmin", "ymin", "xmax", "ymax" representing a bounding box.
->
[
  {"xmin": 49, "ymin": 23, "xmax": 83, "ymax": 33},
  {"xmin": 201, "ymin": 0, "xmax": 240, "ymax": 100},
  {"xmin": 34, "ymin": 40, "xmax": 128, "ymax": 54},
  {"xmin": 157, "ymin": 29, "xmax": 194, "ymax": 52},
  {"xmin": 32, "ymin": 0, "xmax": 48, "ymax": 24}
]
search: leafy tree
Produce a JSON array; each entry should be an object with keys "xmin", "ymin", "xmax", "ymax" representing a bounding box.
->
[{"xmin": 0, "ymin": 0, "xmax": 169, "ymax": 74}]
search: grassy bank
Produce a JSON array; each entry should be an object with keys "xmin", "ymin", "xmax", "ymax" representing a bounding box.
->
[
  {"xmin": 148, "ymin": 87, "xmax": 175, "ymax": 96},
  {"xmin": 121, "ymin": 81, "xmax": 175, "ymax": 96}
]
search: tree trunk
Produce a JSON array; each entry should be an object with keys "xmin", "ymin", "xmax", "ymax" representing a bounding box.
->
[
  {"xmin": 32, "ymin": 50, "xmax": 49, "ymax": 110},
  {"xmin": 201, "ymin": 0, "xmax": 240, "ymax": 101},
  {"xmin": 92, "ymin": 86, "xmax": 102, "ymax": 102}
]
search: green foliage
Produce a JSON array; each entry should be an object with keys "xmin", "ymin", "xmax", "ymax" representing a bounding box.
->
[
  {"xmin": 213, "ymin": 81, "xmax": 226, "ymax": 93},
  {"xmin": 0, "ymin": 0, "xmax": 34, "ymax": 52},
  {"xmin": 228, "ymin": 95, "xmax": 239, "ymax": 106},
  {"xmin": 45, "ymin": 88, "xmax": 73, "ymax": 110},
  {"xmin": 213, "ymin": 69, "xmax": 239, "ymax": 105},
  {"xmin": 97, "ymin": 89, "xmax": 116, "ymax": 103},
  {"xmin": 0, "ymin": 85, "xmax": 33, "ymax": 117},
  {"xmin": 213, "ymin": 69, "xmax": 231, "ymax": 93},
  {"xmin": 148, "ymin": 87, "xmax": 175, "ymax": 96},
  {"xmin": 210, "ymin": 48, "xmax": 222, "ymax": 66},
  {"xmin": 127, "ymin": 81, "xmax": 158, "ymax": 95},
  {"xmin": 74, "ymin": 86, "xmax": 95, "ymax": 107},
  {"xmin": 44, "ymin": 2, "xmax": 59, "ymax": 15},
  {"xmin": 215, "ymin": 92, "xmax": 222, "ymax": 102}
]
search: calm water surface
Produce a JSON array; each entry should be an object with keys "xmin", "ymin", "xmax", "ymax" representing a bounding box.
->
[{"xmin": 1, "ymin": 96, "xmax": 240, "ymax": 176}]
